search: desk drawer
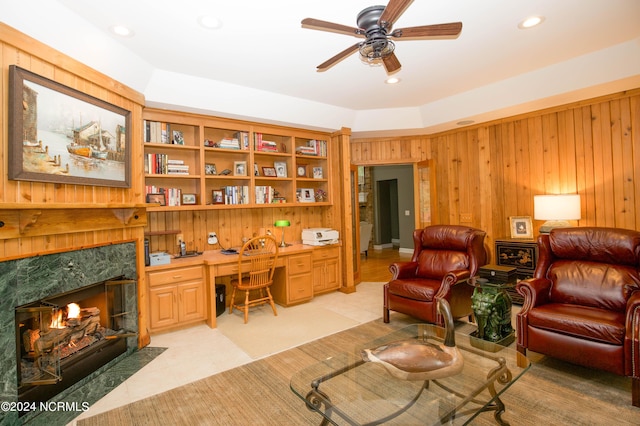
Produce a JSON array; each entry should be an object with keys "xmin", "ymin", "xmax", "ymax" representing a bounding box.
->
[
  {"xmin": 312, "ymin": 246, "xmax": 339, "ymax": 260},
  {"xmin": 148, "ymin": 266, "xmax": 203, "ymax": 287},
  {"xmin": 216, "ymin": 263, "xmax": 242, "ymax": 276},
  {"xmin": 288, "ymin": 253, "xmax": 312, "ymax": 274}
]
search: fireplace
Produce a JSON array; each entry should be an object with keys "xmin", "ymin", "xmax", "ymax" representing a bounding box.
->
[
  {"xmin": 0, "ymin": 242, "xmax": 138, "ymax": 423},
  {"xmin": 15, "ymin": 276, "xmax": 135, "ymax": 407}
]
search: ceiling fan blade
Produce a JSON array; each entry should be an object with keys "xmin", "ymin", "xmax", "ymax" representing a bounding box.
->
[
  {"xmin": 317, "ymin": 43, "xmax": 360, "ymax": 72},
  {"xmin": 301, "ymin": 18, "xmax": 364, "ymax": 38},
  {"xmin": 382, "ymin": 52, "xmax": 401, "ymax": 73},
  {"xmin": 379, "ymin": 0, "xmax": 414, "ymax": 27},
  {"xmin": 392, "ymin": 22, "xmax": 463, "ymax": 39}
]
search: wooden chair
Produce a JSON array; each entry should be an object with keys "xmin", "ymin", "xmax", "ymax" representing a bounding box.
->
[{"xmin": 229, "ymin": 234, "xmax": 279, "ymax": 324}]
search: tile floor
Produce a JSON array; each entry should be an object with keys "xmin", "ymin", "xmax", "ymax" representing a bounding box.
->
[{"xmin": 70, "ymin": 281, "xmax": 387, "ymax": 424}]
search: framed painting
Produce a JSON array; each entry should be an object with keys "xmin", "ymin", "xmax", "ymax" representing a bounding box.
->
[
  {"xmin": 509, "ymin": 216, "xmax": 533, "ymax": 239},
  {"xmin": 8, "ymin": 65, "xmax": 131, "ymax": 188}
]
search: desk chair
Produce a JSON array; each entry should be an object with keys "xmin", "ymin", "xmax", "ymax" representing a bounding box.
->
[{"xmin": 229, "ymin": 235, "xmax": 279, "ymax": 324}]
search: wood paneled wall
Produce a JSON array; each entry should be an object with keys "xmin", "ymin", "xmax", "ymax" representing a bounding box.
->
[
  {"xmin": 351, "ymin": 89, "xmax": 640, "ymax": 259},
  {"xmin": 0, "ymin": 24, "xmax": 146, "ymax": 258}
]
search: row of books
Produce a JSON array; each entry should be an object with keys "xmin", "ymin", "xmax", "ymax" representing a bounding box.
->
[
  {"xmin": 254, "ymin": 133, "xmax": 279, "ymax": 152},
  {"xmin": 255, "ymin": 186, "xmax": 287, "ymax": 204},
  {"xmin": 220, "ymin": 185, "xmax": 250, "ymax": 205},
  {"xmin": 145, "ymin": 154, "xmax": 190, "ymax": 175},
  {"xmin": 144, "ymin": 120, "xmax": 186, "ymax": 145},
  {"xmin": 145, "ymin": 186, "xmax": 183, "ymax": 206},
  {"xmin": 295, "ymin": 139, "xmax": 327, "ymax": 156},
  {"xmin": 204, "ymin": 131, "xmax": 249, "ymax": 150}
]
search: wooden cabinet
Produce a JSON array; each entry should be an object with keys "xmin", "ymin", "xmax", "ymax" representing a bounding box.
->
[
  {"xmin": 312, "ymin": 246, "xmax": 340, "ymax": 294},
  {"xmin": 142, "ymin": 108, "xmax": 331, "ymax": 210},
  {"xmin": 494, "ymin": 238, "xmax": 539, "ymax": 304},
  {"xmin": 147, "ymin": 265, "xmax": 206, "ymax": 332},
  {"xmin": 272, "ymin": 252, "xmax": 313, "ymax": 306}
]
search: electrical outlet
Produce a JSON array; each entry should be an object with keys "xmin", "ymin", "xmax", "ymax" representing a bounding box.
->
[
  {"xmin": 176, "ymin": 233, "xmax": 184, "ymax": 245},
  {"xmin": 208, "ymin": 232, "xmax": 218, "ymax": 245}
]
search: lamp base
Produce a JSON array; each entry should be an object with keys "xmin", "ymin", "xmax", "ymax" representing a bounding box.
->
[{"xmin": 539, "ymin": 220, "xmax": 572, "ymax": 234}]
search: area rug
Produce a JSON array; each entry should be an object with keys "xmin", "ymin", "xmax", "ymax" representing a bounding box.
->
[
  {"xmin": 77, "ymin": 318, "xmax": 640, "ymax": 425},
  {"xmin": 216, "ymin": 302, "xmax": 360, "ymax": 359}
]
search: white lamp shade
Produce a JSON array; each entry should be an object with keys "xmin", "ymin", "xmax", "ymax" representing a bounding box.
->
[{"xmin": 534, "ymin": 194, "xmax": 581, "ymax": 221}]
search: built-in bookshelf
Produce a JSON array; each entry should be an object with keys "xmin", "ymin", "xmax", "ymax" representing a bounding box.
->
[{"xmin": 143, "ymin": 109, "xmax": 331, "ymax": 211}]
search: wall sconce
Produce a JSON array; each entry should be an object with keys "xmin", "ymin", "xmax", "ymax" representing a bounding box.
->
[
  {"xmin": 534, "ymin": 194, "xmax": 581, "ymax": 233},
  {"xmin": 274, "ymin": 220, "xmax": 291, "ymax": 247}
]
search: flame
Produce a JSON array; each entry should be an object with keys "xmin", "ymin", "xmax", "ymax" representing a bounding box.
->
[
  {"xmin": 49, "ymin": 303, "xmax": 81, "ymax": 329},
  {"xmin": 67, "ymin": 303, "xmax": 81, "ymax": 319}
]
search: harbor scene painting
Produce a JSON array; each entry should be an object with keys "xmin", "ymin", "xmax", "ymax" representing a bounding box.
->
[{"xmin": 9, "ymin": 66, "xmax": 131, "ymax": 188}]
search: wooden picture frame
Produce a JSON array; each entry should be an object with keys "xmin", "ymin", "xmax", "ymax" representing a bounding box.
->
[
  {"xmin": 205, "ymin": 163, "xmax": 217, "ymax": 175},
  {"xmin": 146, "ymin": 193, "xmax": 166, "ymax": 206},
  {"xmin": 274, "ymin": 161, "xmax": 287, "ymax": 177},
  {"xmin": 234, "ymin": 161, "xmax": 247, "ymax": 176},
  {"xmin": 8, "ymin": 65, "xmax": 131, "ymax": 188},
  {"xmin": 212, "ymin": 190, "xmax": 224, "ymax": 204},
  {"xmin": 312, "ymin": 167, "xmax": 323, "ymax": 179},
  {"xmin": 296, "ymin": 164, "xmax": 307, "ymax": 177},
  {"xmin": 509, "ymin": 216, "xmax": 533, "ymax": 239},
  {"xmin": 262, "ymin": 167, "xmax": 277, "ymax": 177},
  {"xmin": 181, "ymin": 193, "xmax": 197, "ymax": 205}
]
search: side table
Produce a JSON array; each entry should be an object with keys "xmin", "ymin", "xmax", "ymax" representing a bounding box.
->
[
  {"xmin": 494, "ymin": 238, "xmax": 539, "ymax": 304},
  {"xmin": 468, "ymin": 277, "xmax": 515, "ymax": 348}
]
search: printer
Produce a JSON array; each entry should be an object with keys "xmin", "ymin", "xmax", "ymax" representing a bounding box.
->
[{"xmin": 302, "ymin": 228, "xmax": 339, "ymax": 246}]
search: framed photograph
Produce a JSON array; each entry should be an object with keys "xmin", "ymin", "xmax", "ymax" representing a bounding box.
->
[
  {"xmin": 262, "ymin": 167, "xmax": 277, "ymax": 177},
  {"xmin": 146, "ymin": 193, "xmax": 166, "ymax": 206},
  {"xmin": 234, "ymin": 161, "xmax": 247, "ymax": 176},
  {"xmin": 254, "ymin": 163, "xmax": 259, "ymax": 176},
  {"xmin": 296, "ymin": 164, "xmax": 307, "ymax": 177},
  {"xmin": 297, "ymin": 188, "xmax": 315, "ymax": 203},
  {"xmin": 8, "ymin": 65, "xmax": 131, "ymax": 188},
  {"xmin": 509, "ymin": 216, "xmax": 533, "ymax": 239},
  {"xmin": 205, "ymin": 163, "xmax": 217, "ymax": 175},
  {"xmin": 274, "ymin": 161, "xmax": 287, "ymax": 178},
  {"xmin": 312, "ymin": 167, "xmax": 323, "ymax": 179},
  {"xmin": 212, "ymin": 189, "xmax": 224, "ymax": 204},
  {"xmin": 172, "ymin": 130, "xmax": 184, "ymax": 145},
  {"xmin": 182, "ymin": 193, "xmax": 197, "ymax": 205}
]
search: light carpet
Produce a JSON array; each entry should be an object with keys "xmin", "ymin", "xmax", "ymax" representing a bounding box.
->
[{"xmin": 215, "ymin": 300, "xmax": 362, "ymax": 359}]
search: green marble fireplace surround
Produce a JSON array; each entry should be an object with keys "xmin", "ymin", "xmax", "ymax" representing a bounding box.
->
[{"xmin": 0, "ymin": 242, "xmax": 138, "ymax": 424}]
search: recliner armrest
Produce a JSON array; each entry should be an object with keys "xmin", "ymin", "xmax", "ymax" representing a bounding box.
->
[
  {"xmin": 389, "ymin": 262, "xmax": 419, "ymax": 280},
  {"xmin": 516, "ymin": 277, "xmax": 552, "ymax": 309}
]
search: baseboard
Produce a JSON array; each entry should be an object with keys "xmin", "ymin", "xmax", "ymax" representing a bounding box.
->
[
  {"xmin": 373, "ymin": 243, "xmax": 393, "ymax": 250},
  {"xmin": 398, "ymin": 247, "xmax": 413, "ymax": 254}
]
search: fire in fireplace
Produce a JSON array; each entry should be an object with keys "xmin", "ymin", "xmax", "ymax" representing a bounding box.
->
[{"xmin": 15, "ymin": 276, "xmax": 136, "ymax": 408}]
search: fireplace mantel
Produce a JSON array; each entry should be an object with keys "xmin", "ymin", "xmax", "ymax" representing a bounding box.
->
[{"xmin": 0, "ymin": 203, "xmax": 148, "ymax": 240}]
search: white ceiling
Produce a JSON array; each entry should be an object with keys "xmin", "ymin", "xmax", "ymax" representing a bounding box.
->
[{"xmin": 4, "ymin": 0, "xmax": 640, "ymax": 137}]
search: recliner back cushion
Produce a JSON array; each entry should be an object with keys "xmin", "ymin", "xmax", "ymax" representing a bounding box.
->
[
  {"xmin": 416, "ymin": 249, "xmax": 469, "ymax": 280},
  {"xmin": 548, "ymin": 260, "xmax": 639, "ymax": 311}
]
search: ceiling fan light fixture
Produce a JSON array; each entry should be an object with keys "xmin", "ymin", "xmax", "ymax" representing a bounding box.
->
[{"xmin": 359, "ymin": 38, "xmax": 395, "ymax": 60}]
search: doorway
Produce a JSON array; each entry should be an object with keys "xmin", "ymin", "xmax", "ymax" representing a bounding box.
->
[{"xmin": 377, "ymin": 179, "xmax": 399, "ymax": 248}]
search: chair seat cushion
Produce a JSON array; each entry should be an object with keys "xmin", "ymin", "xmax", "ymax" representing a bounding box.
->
[
  {"xmin": 527, "ymin": 303, "xmax": 625, "ymax": 345},
  {"xmin": 387, "ymin": 278, "xmax": 441, "ymax": 302}
]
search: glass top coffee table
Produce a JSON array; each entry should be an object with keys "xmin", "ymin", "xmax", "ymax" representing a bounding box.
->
[{"xmin": 290, "ymin": 324, "xmax": 530, "ymax": 425}]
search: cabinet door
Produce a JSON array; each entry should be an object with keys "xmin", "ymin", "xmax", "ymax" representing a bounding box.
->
[
  {"xmin": 179, "ymin": 280, "xmax": 206, "ymax": 322},
  {"xmin": 288, "ymin": 273, "xmax": 313, "ymax": 303},
  {"xmin": 149, "ymin": 285, "xmax": 178, "ymax": 329},
  {"xmin": 323, "ymin": 257, "xmax": 340, "ymax": 291}
]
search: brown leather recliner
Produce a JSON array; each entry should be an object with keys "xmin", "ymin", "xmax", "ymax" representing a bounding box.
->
[
  {"xmin": 516, "ymin": 227, "xmax": 640, "ymax": 407},
  {"xmin": 384, "ymin": 225, "xmax": 487, "ymax": 326}
]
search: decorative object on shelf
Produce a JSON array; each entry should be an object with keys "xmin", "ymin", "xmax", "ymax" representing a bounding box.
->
[
  {"xmin": 315, "ymin": 189, "xmax": 327, "ymax": 202},
  {"xmin": 297, "ymin": 165, "xmax": 307, "ymax": 177},
  {"xmin": 8, "ymin": 65, "xmax": 132, "ymax": 188},
  {"xmin": 274, "ymin": 220, "xmax": 291, "ymax": 247},
  {"xmin": 361, "ymin": 299, "xmax": 463, "ymax": 381},
  {"xmin": 297, "ymin": 188, "xmax": 315, "ymax": 203},
  {"xmin": 146, "ymin": 193, "xmax": 166, "ymax": 206},
  {"xmin": 233, "ymin": 161, "xmax": 247, "ymax": 176},
  {"xmin": 204, "ymin": 138, "xmax": 215, "ymax": 147},
  {"xmin": 182, "ymin": 193, "xmax": 197, "ymax": 205},
  {"xmin": 312, "ymin": 167, "xmax": 323, "ymax": 179},
  {"xmin": 534, "ymin": 194, "xmax": 581, "ymax": 233},
  {"xmin": 274, "ymin": 161, "xmax": 287, "ymax": 178},
  {"xmin": 262, "ymin": 167, "xmax": 277, "ymax": 177},
  {"xmin": 220, "ymin": 169, "xmax": 232, "ymax": 175},
  {"xmin": 508, "ymin": 216, "xmax": 533, "ymax": 239},
  {"xmin": 205, "ymin": 163, "xmax": 217, "ymax": 175},
  {"xmin": 212, "ymin": 190, "xmax": 224, "ymax": 204}
]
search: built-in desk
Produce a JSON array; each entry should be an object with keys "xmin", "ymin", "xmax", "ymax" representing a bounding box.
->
[{"xmin": 145, "ymin": 243, "xmax": 341, "ymax": 333}]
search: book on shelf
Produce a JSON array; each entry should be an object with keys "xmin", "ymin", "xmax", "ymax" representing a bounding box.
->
[
  {"xmin": 222, "ymin": 185, "xmax": 249, "ymax": 205},
  {"xmin": 254, "ymin": 133, "xmax": 279, "ymax": 152},
  {"xmin": 255, "ymin": 185, "xmax": 275, "ymax": 204},
  {"xmin": 145, "ymin": 154, "xmax": 189, "ymax": 175},
  {"xmin": 144, "ymin": 120, "xmax": 171, "ymax": 144},
  {"xmin": 145, "ymin": 186, "xmax": 183, "ymax": 206},
  {"xmin": 296, "ymin": 139, "xmax": 327, "ymax": 156}
]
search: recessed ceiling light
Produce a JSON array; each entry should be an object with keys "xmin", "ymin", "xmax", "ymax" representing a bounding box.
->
[
  {"xmin": 110, "ymin": 25, "xmax": 134, "ymax": 37},
  {"xmin": 518, "ymin": 15, "xmax": 545, "ymax": 29},
  {"xmin": 198, "ymin": 15, "xmax": 222, "ymax": 30},
  {"xmin": 385, "ymin": 77, "xmax": 400, "ymax": 84}
]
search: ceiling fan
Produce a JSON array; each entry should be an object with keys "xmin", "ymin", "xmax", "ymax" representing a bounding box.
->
[{"xmin": 301, "ymin": 0, "xmax": 462, "ymax": 74}]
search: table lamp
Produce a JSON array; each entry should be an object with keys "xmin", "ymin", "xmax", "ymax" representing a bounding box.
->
[
  {"xmin": 274, "ymin": 220, "xmax": 291, "ymax": 247},
  {"xmin": 534, "ymin": 194, "xmax": 581, "ymax": 233}
]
